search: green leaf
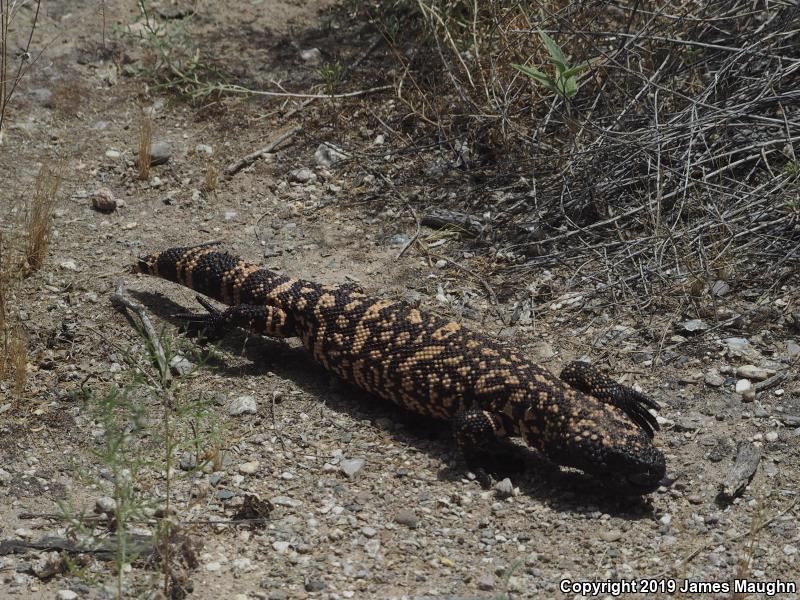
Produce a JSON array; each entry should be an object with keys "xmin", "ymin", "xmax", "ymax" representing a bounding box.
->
[
  {"xmin": 563, "ymin": 76, "xmax": 578, "ymax": 99},
  {"xmin": 512, "ymin": 64, "xmax": 558, "ymax": 94},
  {"xmin": 538, "ymin": 30, "xmax": 568, "ymax": 72},
  {"xmin": 563, "ymin": 60, "xmax": 595, "ymax": 79}
]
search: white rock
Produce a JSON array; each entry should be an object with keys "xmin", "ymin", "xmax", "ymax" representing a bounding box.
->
[
  {"xmin": 288, "ymin": 168, "xmax": 316, "ymax": 183},
  {"xmin": 227, "ymin": 395, "xmax": 257, "ymax": 416},
  {"xmin": 735, "ymin": 379, "xmax": 753, "ymax": 394},
  {"xmin": 765, "ymin": 431, "xmax": 779, "ymax": 442},
  {"xmin": 169, "ymin": 355, "xmax": 193, "ymax": 376},
  {"xmin": 272, "ymin": 541, "xmax": 290, "ymax": 554},
  {"xmin": 195, "ymin": 143, "xmax": 213, "ymax": 155},
  {"xmin": 105, "ymin": 149, "xmax": 121, "ymax": 159},
  {"xmin": 736, "ymin": 365, "xmax": 775, "ymax": 381},
  {"xmin": 95, "ymin": 496, "xmax": 116, "ymax": 514},
  {"xmin": 204, "ymin": 561, "xmax": 221, "ymax": 572},
  {"xmin": 314, "ymin": 143, "xmax": 347, "ymax": 167},
  {"xmin": 57, "ymin": 591, "xmax": 78, "ymax": 600},
  {"xmin": 238, "ymin": 460, "xmax": 260, "ymax": 475},
  {"xmin": 300, "ymin": 48, "xmax": 322, "ymax": 64},
  {"xmin": 232, "ymin": 557, "xmax": 252, "ymax": 572},
  {"xmin": 340, "ymin": 458, "xmax": 365, "ymax": 478}
]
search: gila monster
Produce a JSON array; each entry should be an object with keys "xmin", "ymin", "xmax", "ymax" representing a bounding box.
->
[{"xmin": 135, "ymin": 244, "xmax": 667, "ymax": 493}]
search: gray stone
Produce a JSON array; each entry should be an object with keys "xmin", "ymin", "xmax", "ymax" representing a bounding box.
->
[
  {"xmin": 711, "ymin": 280, "xmax": 731, "ymax": 296},
  {"xmin": 704, "ymin": 371, "xmax": 724, "ymax": 387},
  {"xmin": 340, "ymin": 458, "xmax": 365, "ymax": 478},
  {"xmin": 95, "ymin": 496, "xmax": 116, "ymax": 514},
  {"xmin": 149, "ymin": 141, "xmax": 171, "ymax": 166},
  {"xmin": 179, "ymin": 452, "xmax": 197, "ymax": 471},
  {"xmin": 270, "ymin": 496, "xmax": 302, "ymax": 507},
  {"xmin": 724, "ymin": 337, "xmax": 760, "ymax": 360},
  {"xmin": 304, "ymin": 577, "xmax": 326, "ymax": 592},
  {"xmin": 495, "ymin": 478, "xmax": 514, "ymax": 499},
  {"xmin": 395, "ymin": 509, "xmax": 419, "ymax": 529},
  {"xmin": 300, "ymin": 48, "xmax": 322, "ymax": 64},
  {"xmin": 314, "ymin": 143, "xmax": 347, "ymax": 167},
  {"xmin": 169, "ymin": 355, "xmax": 193, "ymax": 376},
  {"xmin": 477, "ymin": 574, "xmax": 495, "ymax": 591},
  {"xmin": 288, "ymin": 168, "xmax": 316, "ymax": 183},
  {"xmin": 680, "ymin": 319, "xmax": 710, "ymax": 334},
  {"xmin": 228, "ymin": 395, "xmax": 258, "ymax": 416}
]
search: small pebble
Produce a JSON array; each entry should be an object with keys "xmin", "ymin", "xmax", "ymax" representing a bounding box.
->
[
  {"xmin": 395, "ymin": 509, "xmax": 419, "ymax": 529},
  {"xmin": 91, "ymin": 187, "xmax": 118, "ymax": 213},
  {"xmin": 57, "ymin": 591, "xmax": 78, "ymax": 600},
  {"xmin": 304, "ymin": 577, "xmax": 326, "ymax": 592},
  {"xmin": 765, "ymin": 431, "xmax": 779, "ymax": 443},
  {"xmin": 272, "ymin": 541, "xmax": 290, "ymax": 554},
  {"xmin": 477, "ymin": 574, "xmax": 495, "ymax": 591},
  {"xmin": 600, "ymin": 529, "xmax": 623, "ymax": 542}
]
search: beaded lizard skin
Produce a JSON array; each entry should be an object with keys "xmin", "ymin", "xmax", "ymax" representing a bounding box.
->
[{"xmin": 135, "ymin": 244, "xmax": 667, "ymax": 493}]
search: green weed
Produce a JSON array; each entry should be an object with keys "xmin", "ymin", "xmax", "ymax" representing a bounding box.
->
[{"xmin": 512, "ymin": 31, "xmax": 597, "ymax": 100}]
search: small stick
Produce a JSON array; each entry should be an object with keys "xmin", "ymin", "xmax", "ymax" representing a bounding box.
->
[
  {"xmin": 111, "ymin": 281, "xmax": 171, "ymax": 383},
  {"xmin": 224, "ymin": 126, "xmax": 302, "ymax": 177}
]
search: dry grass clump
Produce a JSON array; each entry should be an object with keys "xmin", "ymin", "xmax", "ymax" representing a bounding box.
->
[
  {"xmin": 351, "ymin": 0, "xmax": 799, "ymax": 310},
  {"xmin": 1, "ymin": 159, "xmax": 62, "ymax": 391},
  {"xmin": 25, "ymin": 161, "xmax": 61, "ymax": 273}
]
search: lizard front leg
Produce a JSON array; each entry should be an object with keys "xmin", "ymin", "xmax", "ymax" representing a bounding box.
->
[
  {"xmin": 453, "ymin": 409, "xmax": 515, "ymax": 488},
  {"xmin": 559, "ymin": 361, "xmax": 659, "ymax": 437}
]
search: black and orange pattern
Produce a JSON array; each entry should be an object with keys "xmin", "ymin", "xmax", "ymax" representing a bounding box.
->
[{"xmin": 135, "ymin": 244, "xmax": 666, "ymax": 493}]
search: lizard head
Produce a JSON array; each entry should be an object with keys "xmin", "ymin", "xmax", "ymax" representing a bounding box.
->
[{"xmin": 522, "ymin": 393, "xmax": 667, "ymax": 494}]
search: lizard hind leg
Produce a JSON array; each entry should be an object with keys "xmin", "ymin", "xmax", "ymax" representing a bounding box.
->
[
  {"xmin": 178, "ymin": 296, "xmax": 298, "ymax": 340},
  {"xmin": 559, "ymin": 361, "xmax": 660, "ymax": 437}
]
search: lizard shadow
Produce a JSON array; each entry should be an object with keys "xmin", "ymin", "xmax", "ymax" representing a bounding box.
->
[{"xmin": 130, "ymin": 289, "xmax": 659, "ymax": 519}]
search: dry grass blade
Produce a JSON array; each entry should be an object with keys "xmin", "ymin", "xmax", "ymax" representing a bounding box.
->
[
  {"xmin": 25, "ymin": 160, "xmax": 62, "ymax": 274},
  {"xmin": 138, "ymin": 111, "xmax": 152, "ymax": 180},
  {"xmin": 9, "ymin": 325, "xmax": 26, "ymax": 395}
]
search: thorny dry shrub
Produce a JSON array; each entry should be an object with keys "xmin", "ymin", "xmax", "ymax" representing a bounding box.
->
[
  {"xmin": 25, "ymin": 161, "xmax": 61, "ymax": 273},
  {"xmin": 349, "ymin": 0, "xmax": 800, "ymax": 312}
]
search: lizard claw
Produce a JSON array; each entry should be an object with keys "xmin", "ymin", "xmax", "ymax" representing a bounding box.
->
[
  {"xmin": 174, "ymin": 296, "xmax": 225, "ymax": 338},
  {"xmin": 613, "ymin": 386, "xmax": 660, "ymax": 438}
]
